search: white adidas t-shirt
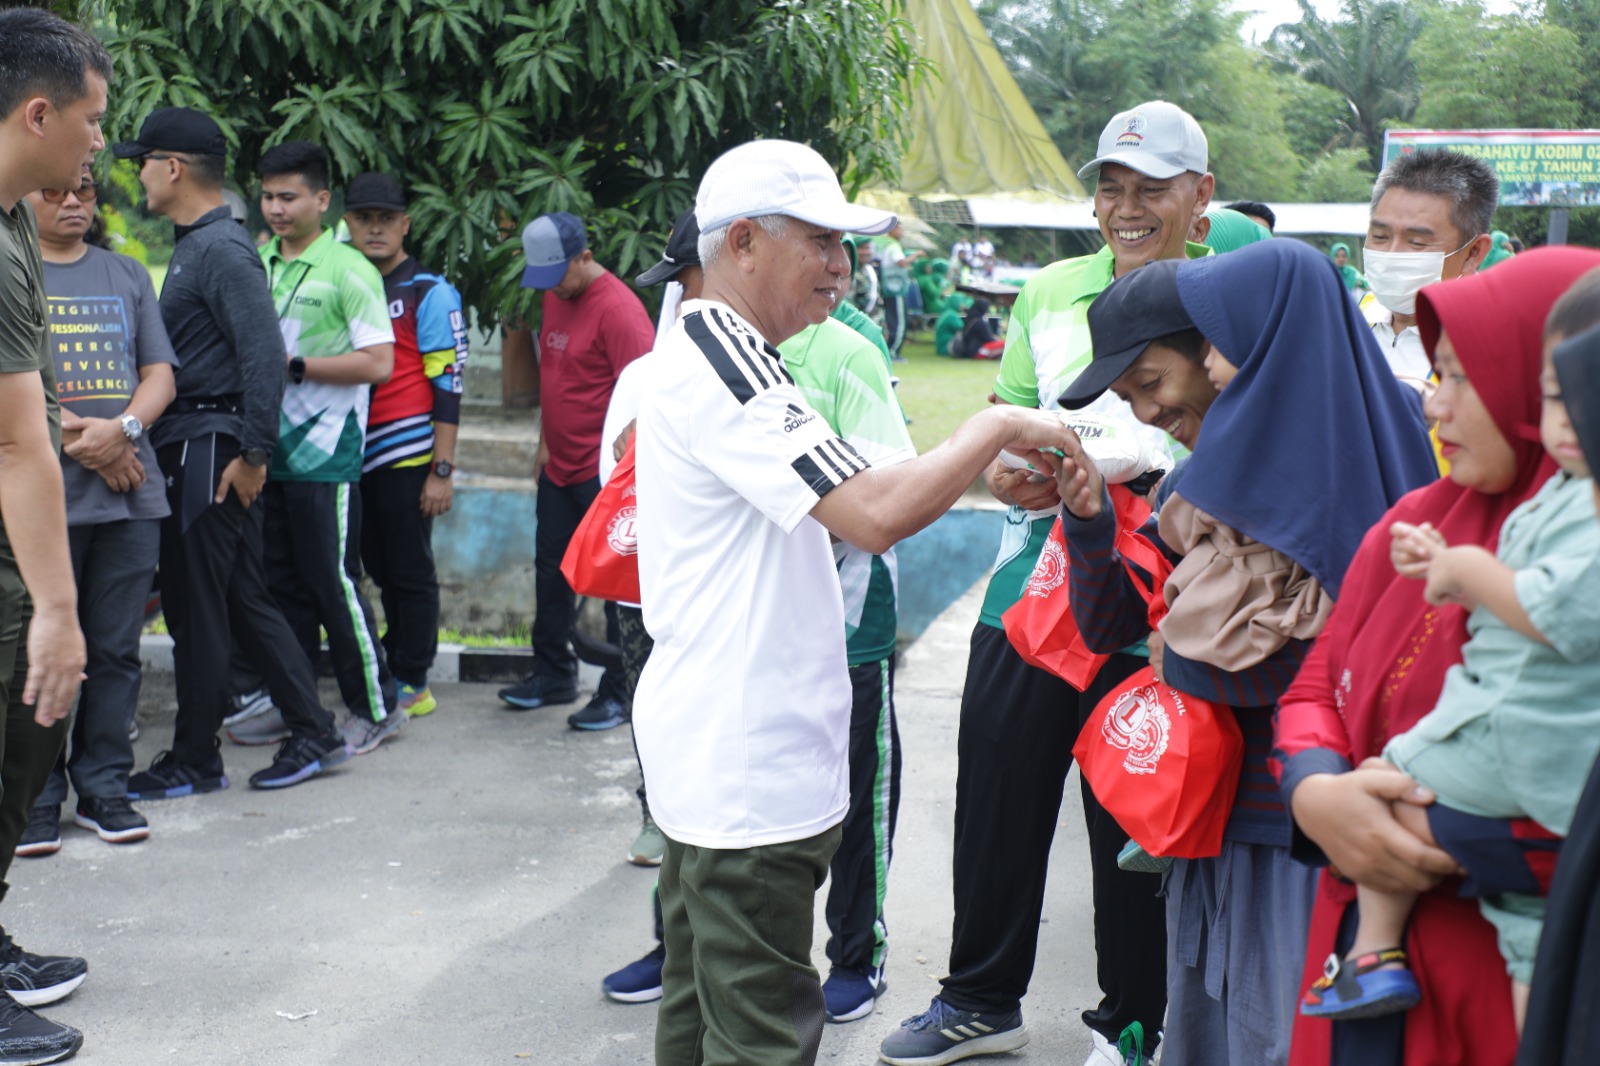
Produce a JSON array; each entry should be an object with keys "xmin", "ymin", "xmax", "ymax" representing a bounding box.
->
[{"xmin": 632, "ymin": 300, "xmax": 869, "ymax": 850}]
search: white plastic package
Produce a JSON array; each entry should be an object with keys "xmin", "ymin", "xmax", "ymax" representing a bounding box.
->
[{"xmin": 998, "ymin": 410, "xmax": 1158, "ymax": 485}]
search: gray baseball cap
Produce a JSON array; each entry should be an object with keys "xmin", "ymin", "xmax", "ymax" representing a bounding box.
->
[
  {"xmin": 1077, "ymin": 101, "xmax": 1208, "ymax": 181},
  {"xmin": 520, "ymin": 212, "xmax": 587, "ymax": 289}
]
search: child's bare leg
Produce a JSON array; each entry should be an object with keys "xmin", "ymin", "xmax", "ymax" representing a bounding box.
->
[
  {"xmin": 1512, "ymin": 980, "xmax": 1529, "ymax": 1035},
  {"xmin": 1351, "ymin": 882, "xmax": 1419, "ymax": 966},
  {"xmin": 1348, "ymin": 800, "xmax": 1435, "ymax": 966}
]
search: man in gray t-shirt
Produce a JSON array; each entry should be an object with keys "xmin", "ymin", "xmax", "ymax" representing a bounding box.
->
[
  {"xmin": 17, "ymin": 179, "xmax": 176, "ymax": 855},
  {"xmin": 46, "ymin": 237, "xmax": 175, "ymax": 524}
]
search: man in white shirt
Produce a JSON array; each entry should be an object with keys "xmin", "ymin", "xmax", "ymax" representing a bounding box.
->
[
  {"xmin": 1360, "ymin": 150, "xmax": 1498, "ymax": 390},
  {"xmin": 634, "ymin": 139, "xmax": 1081, "ymax": 1066}
]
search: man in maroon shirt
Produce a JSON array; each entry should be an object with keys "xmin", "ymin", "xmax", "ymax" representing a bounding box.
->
[{"xmin": 499, "ymin": 213, "xmax": 654, "ymax": 728}]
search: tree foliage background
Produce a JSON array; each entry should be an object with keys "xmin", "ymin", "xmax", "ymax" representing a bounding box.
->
[
  {"xmin": 95, "ymin": 0, "xmax": 923, "ymax": 323},
  {"xmin": 978, "ymin": 0, "xmax": 1600, "ymax": 244}
]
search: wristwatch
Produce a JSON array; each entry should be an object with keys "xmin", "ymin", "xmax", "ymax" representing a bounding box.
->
[
  {"xmin": 288, "ymin": 356, "xmax": 307, "ymax": 385},
  {"xmin": 432, "ymin": 459, "xmax": 454, "ymax": 479},
  {"xmin": 242, "ymin": 448, "xmax": 269, "ymax": 467},
  {"xmin": 117, "ymin": 413, "xmax": 144, "ymax": 443}
]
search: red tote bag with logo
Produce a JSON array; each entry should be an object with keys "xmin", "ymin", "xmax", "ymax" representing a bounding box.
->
[
  {"xmin": 559, "ymin": 439, "xmax": 641, "ymax": 604},
  {"xmin": 1072, "ymin": 665, "xmax": 1242, "ymax": 858},
  {"xmin": 1001, "ymin": 486, "xmax": 1152, "ymax": 692},
  {"xmin": 1068, "ymin": 509, "xmax": 1243, "ymax": 859}
]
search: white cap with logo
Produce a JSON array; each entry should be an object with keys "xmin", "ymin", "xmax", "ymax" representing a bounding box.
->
[
  {"xmin": 1077, "ymin": 101, "xmax": 1208, "ymax": 181},
  {"xmin": 695, "ymin": 139, "xmax": 897, "ymax": 236}
]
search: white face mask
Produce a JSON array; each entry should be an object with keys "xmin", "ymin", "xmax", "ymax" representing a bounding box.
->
[{"xmin": 1362, "ymin": 239, "xmax": 1477, "ymax": 316}]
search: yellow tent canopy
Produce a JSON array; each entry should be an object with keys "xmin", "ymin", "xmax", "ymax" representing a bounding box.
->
[{"xmin": 869, "ymin": 0, "xmax": 1086, "ymax": 206}]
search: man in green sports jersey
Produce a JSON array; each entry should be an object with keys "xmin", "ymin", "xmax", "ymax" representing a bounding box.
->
[
  {"xmin": 879, "ymin": 101, "xmax": 1214, "ymax": 1066},
  {"xmin": 254, "ymin": 141, "xmax": 402, "ymax": 757}
]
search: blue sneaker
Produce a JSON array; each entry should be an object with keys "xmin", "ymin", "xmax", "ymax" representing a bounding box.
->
[
  {"xmin": 601, "ymin": 946, "xmax": 665, "ymax": 1003},
  {"xmin": 824, "ymin": 965, "xmax": 886, "ymax": 1023},
  {"xmin": 878, "ymin": 996, "xmax": 1028, "ymax": 1065}
]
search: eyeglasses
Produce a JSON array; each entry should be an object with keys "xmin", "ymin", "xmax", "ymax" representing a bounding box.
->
[
  {"xmin": 140, "ymin": 152, "xmax": 188, "ymax": 166},
  {"xmin": 40, "ymin": 182, "xmax": 97, "ymax": 204}
]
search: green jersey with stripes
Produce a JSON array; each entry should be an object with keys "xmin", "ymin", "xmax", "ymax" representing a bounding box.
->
[
  {"xmin": 780, "ymin": 318, "xmax": 916, "ymax": 664},
  {"xmin": 979, "ymin": 243, "xmax": 1205, "ymax": 629},
  {"xmin": 262, "ymin": 229, "xmax": 395, "ymax": 482}
]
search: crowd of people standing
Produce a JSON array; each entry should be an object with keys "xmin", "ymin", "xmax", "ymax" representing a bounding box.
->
[{"xmin": 3, "ymin": 7, "xmax": 1600, "ymax": 1066}]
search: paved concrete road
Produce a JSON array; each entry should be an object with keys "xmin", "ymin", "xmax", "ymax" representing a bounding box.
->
[{"xmin": 12, "ymin": 585, "xmax": 1106, "ymax": 1065}]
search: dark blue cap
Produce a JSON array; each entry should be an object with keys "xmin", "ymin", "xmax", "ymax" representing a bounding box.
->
[{"xmin": 520, "ymin": 212, "xmax": 588, "ymax": 289}]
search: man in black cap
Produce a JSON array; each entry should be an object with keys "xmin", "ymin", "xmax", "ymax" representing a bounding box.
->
[
  {"xmin": 117, "ymin": 107, "xmax": 352, "ymax": 795},
  {"xmin": 343, "ymin": 173, "xmax": 468, "ymax": 719}
]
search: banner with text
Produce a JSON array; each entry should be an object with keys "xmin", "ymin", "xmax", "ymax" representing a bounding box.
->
[{"xmin": 1383, "ymin": 130, "xmax": 1600, "ymax": 208}]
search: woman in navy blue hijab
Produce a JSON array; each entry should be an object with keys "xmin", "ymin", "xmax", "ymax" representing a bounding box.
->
[
  {"xmin": 1171, "ymin": 238, "xmax": 1440, "ymax": 593},
  {"xmin": 1053, "ymin": 238, "xmax": 1438, "ymax": 1066}
]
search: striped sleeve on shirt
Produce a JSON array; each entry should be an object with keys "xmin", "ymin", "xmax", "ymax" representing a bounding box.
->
[
  {"xmin": 686, "ymin": 306, "xmax": 795, "ymax": 404},
  {"xmin": 792, "ymin": 436, "xmax": 870, "ymax": 497}
]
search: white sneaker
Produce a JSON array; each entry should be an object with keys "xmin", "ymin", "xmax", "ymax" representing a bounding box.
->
[
  {"xmin": 227, "ymin": 707, "xmax": 289, "ymax": 746},
  {"xmin": 340, "ymin": 709, "xmax": 406, "ymax": 755},
  {"xmin": 223, "ymin": 689, "xmax": 276, "ymax": 727},
  {"xmin": 1083, "ymin": 1026, "xmax": 1157, "ymax": 1066}
]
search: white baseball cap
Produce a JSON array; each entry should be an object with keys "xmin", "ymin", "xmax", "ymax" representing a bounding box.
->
[
  {"xmin": 1077, "ymin": 101, "xmax": 1208, "ymax": 181},
  {"xmin": 695, "ymin": 139, "xmax": 897, "ymax": 236}
]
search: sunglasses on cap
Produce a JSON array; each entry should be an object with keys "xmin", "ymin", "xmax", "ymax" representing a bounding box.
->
[{"xmin": 40, "ymin": 181, "xmax": 97, "ymax": 205}]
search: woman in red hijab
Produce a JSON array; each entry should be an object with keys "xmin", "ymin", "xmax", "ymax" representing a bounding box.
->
[{"xmin": 1275, "ymin": 246, "xmax": 1600, "ymax": 1066}]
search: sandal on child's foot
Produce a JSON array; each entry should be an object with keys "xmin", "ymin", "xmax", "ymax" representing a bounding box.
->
[
  {"xmin": 1300, "ymin": 948, "xmax": 1421, "ymax": 1019},
  {"xmin": 1116, "ymin": 838, "xmax": 1174, "ymax": 875}
]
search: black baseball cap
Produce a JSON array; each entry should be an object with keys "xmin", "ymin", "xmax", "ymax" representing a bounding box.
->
[
  {"xmin": 112, "ymin": 107, "xmax": 227, "ymax": 159},
  {"xmin": 1059, "ymin": 258, "xmax": 1194, "ymax": 409},
  {"xmin": 635, "ymin": 209, "xmax": 701, "ymax": 287},
  {"xmin": 345, "ymin": 172, "xmax": 407, "ymax": 211}
]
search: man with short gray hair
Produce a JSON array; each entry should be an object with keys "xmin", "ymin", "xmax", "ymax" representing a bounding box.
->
[
  {"xmin": 633, "ymin": 139, "xmax": 1080, "ymax": 1066},
  {"xmin": 1361, "ymin": 149, "xmax": 1498, "ymax": 386}
]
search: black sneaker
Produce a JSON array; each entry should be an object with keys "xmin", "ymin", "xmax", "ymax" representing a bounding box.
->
[
  {"xmin": 0, "ymin": 991, "xmax": 81, "ymax": 1064},
  {"xmin": 498, "ymin": 673, "xmax": 578, "ymax": 711},
  {"xmin": 15, "ymin": 807, "xmax": 59, "ymax": 859},
  {"xmin": 248, "ymin": 731, "xmax": 352, "ymax": 790},
  {"xmin": 127, "ymin": 747, "xmax": 228, "ymax": 801},
  {"xmin": 72, "ymin": 797, "xmax": 149, "ymax": 845},
  {"xmin": 567, "ymin": 694, "xmax": 626, "ymax": 731},
  {"xmin": 0, "ymin": 928, "xmax": 86, "ymax": 1008}
]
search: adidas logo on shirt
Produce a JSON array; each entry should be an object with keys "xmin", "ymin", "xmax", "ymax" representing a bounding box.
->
[{"xmin": 783, "ymin": 403, "xmax": 816, "ymax": 433}]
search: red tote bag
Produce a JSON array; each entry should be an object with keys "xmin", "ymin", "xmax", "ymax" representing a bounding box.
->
[
  {"xmin": 1001, "ymin": 486, "xmax": 1152, "ymax": 692},
  {"xmin": 1072, "ymin": 665, "xmax": 1242, "ymax": 858},
  {"xmin": 559, "ymin": 439, "xmax": 641, "ymax": 604}
]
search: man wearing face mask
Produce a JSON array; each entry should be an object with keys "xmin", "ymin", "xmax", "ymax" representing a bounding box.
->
[{"xmin": 1360, "ymin": 150, "xmax": 1499, "ymax": 390}]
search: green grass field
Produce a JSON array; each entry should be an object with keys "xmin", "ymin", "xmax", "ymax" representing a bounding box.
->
[{"xmin": 893, "ymin": 334, "xmax": 1002, "ymax": 455}]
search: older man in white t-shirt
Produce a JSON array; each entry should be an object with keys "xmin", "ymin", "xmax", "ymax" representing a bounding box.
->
[{"xmin": 632, "ymin": 140, "xmax": 1084, "ymax": 1066}]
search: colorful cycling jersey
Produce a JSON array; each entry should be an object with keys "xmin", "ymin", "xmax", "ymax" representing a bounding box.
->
[
  {"xmin": 364, "ymin": 257, "xmax": 468, "ymax": 472},
  {"xmin": 262, "ymin": 228, "xmax": 394, "ymax": 482}
]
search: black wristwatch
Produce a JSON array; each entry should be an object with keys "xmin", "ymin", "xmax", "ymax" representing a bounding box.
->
[
  {"xmin": 287, "ymin": 356, "xmax": 306, "ymax": 385},
  {"xmin": 242, "ymin": 448, "xmax": 269, "ymax": 468},
  {"xmin": 432, "ymin": 459, "xmax": 454, "ymax": 479}
]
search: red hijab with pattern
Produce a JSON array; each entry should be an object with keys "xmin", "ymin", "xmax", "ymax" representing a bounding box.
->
[{"xmin": 1333, "ymin": 247, "xmax": 1600, "ymax": 761}]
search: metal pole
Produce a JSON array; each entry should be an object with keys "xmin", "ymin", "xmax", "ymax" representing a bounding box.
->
[{"xmin": 1548, "ymin": 207, "xmax": 1570, "ymax": 246}]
